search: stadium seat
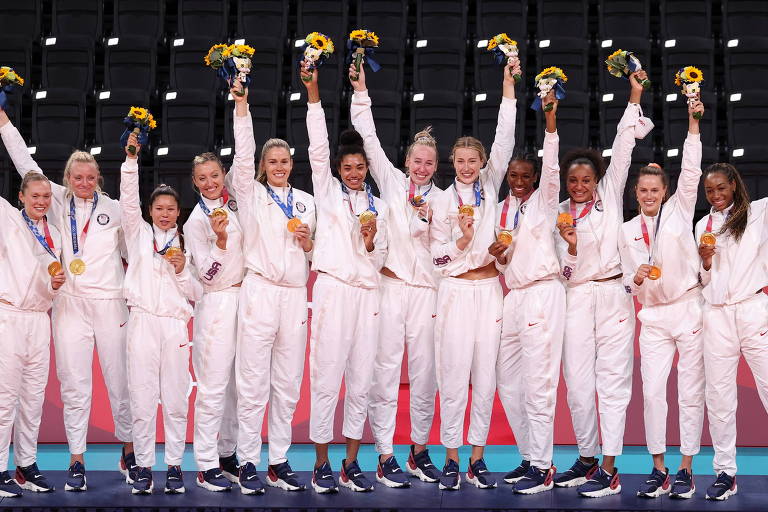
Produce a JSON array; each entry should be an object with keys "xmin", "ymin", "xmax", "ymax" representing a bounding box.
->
[
  {"xmin": 358, "ymin": 47, "xmax": 406, "ymax": 94},
  {"xmin": 472, "ymin": 91, "xmax": 527, "ymax": 159},
  {"xmin": 177, "ymin": 0, "xmax": 229, "ymax": 41},
  {"xmin": 296, "ymin": 0, "xmax": 349, "ymax": 52},
  {"xmin": 0, "ymin": 37, "xmax": 32, "ymax": 93},
  {"xmin": 89, "ymin": 144, "xmax": 133, "ymax": 200},
  {"xmin": 474, "ymin": 40, "xmax": 527, "ymax": 94},
  {"xmin": 94, "ymin": 89, "xmax": 152, "ymax": 146},
  {"xmin": 363, "ymin": 89, "xmax": 402, "ymax": 150},
  {"xmin": 153, "ymin": 144, "xmax": 208, "ymax": 209},
  {"xmin": 659, "ymin": 0, "xmax": 711, "ymax": 39},
  {"xmin": 413, "ymin": 38, "xmax": 467, "ymax": 93},
  {"xmin": 409, "ymin": 91, "xmax": 464, "ymax": 165},
  {"xmin": 660, "ymin": 37, "xmax": 715, "ymax": 92},
  {"xmin": 169, "ymin": 37, "xmax": 222, "ymax": 93},
  {"xmin": 598, "ymin": 0, "xmax": 650, "ymax": 39},
  {"xmin": 416, "ymin": 0, "xmax": 468, "ymax": 41},
  {"xmin": 475, "ymin": 0, "xmax": 527, "ymax": 43},
  {"xmin": 535, "ymin": 90, "xmax": 590, "ymax": 153},
  {"xmin": 288, "ymin": 147, "xmax": 313, "ymax": 194},
  {"xmin": 0, "ymin": 1, "xmax": 41, "ymax": 43},
  {"xmin": 31, "ymin": 89, "xmax": 86, "ymax": 148},
  {"xmin": 51, "ymin": 0, "xmax": 103, "ymax": 40},
  {"xmin": 286, "ymin": 91, "xmax": 340, "ymax": 151},
  {"xmin": 290, "ymin": 45, "xmax": 342, "ymax": 98},
  {"xmin": 597, "ymin": 37, "xmax": 652, "ymax": 97},
  {"xmin": 536, "ymin": 37, "xmax": 590, "ymax": 91},
  {"xmin": 662, "ymin": 145, "xmax": 721, "ymax": 212},
  {"xmin": 25, "ymin": 144, "xmax": 74, "ymax": 186},
  {"xmin": 662, "ymin": 90, "xmax": 717, "ymax": 149},
  {"xmin": 599, "ymin": 95, "xmax": 655, "ymax": 149},
  {"xmin": 161, "ymin": 89, "xmax": 216, "ymax": 148},
  {"xmin": 728, "ymin": 146, "xmax": 768, "ymax": 202},
  {"xmin": 723, "ymin": 37, "xmax": 768, "ymax": 93},
  {"xmin": 41, "ymin": 37, "xmax": 95, "ymax": 94},
  {"xmin": 537, "ymin": 0, "xmax": 589, "ymax": 40},
  {"xmin": 104, "ymin": 36, "xmax": 157, "ymax": 93},
  {"xmin": 726, "ymin": 91, "xmax": 768, "ymax": 149},
  {"xmin": 357, "ymin": 0, "xmax": 409, "ymax": 49},
  {"xmin": 113, "ymin": 0, "xmax": 165, "ymax": 42},
  {"xmin": 722, "ymin": 0, "xmax": 768, "ymax": 40},
  {"xmin": 246, "ymin": 38, "xmax": 284, "ymax": 95},
  {"xmin": 223, "ymin": 88, "xmax": 278, "ymax": 147},
  {"xmin": 236, "ymin": 0, "xmax": 288, "ymax": 44}
]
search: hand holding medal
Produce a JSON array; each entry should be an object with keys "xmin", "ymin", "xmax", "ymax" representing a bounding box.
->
[
  {"xmin": 634, "ymin": 263, "xmax": 659, "ymax": 285},
  {"xmin": 359, "ymin": 211, "xmax": 377, "ymax": 251},
  {"xmin": 164, "ymin": 247, "xmax": 185, "ymax": 274},
  {"xmin": 49, "ymin": 262, "xmax": 66, "ymax": 290},
  {"xmin": 209, "ymin": 210, "xmax": 229, "ymax": 248}
]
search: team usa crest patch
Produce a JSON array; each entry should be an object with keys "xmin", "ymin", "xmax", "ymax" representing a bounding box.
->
[
  {"xmin": 97, "ymin": 214, "xmax": 110, "ymax": 225},
  {"xmin": 296, "ymin": 201, "xmax": 307, "ymax": 213},
  {"xmin": 227, "ymin": 199, "xmax": 238, "ymax": 212},
  {"xmin": 595, "ymin": 200, "xmax": 604, "ymax": 212}
]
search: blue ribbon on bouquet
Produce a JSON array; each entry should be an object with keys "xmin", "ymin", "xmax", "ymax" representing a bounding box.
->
[
  {"xmin": 119, "ymin": 117, "xmax": 151, "ymax": 148},
  {"xmin": 222, "ymin": 57, "xmax": 252, "ymax": 90},
  {"xmin": 530, "ymin": 81, "xmax": 567, "ymax": 111},
  {"xmin": 345, "ymin": 41, "xmax": 381, "ymax": 73},
  {"xmin": 489, "ymin": 46, "xmax": 510, "ymax": 66},
  {"xmin": 297, "ymin": 42, "xmax": 333, "ymax": 71},
  {"xmin": 0, "ymin": 84, "xmax": 18, "ymax": 110}
]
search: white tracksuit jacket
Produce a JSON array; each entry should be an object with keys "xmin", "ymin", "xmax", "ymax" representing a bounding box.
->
[
  {"xmin": 555, "ymin": 102, "xmax": 644, "ymax": 458},
  {"xmin": 618, "ymin": 133, "xmax": 705, "ymax": 458},
  {"xmin": 350, "ymin": 89, "xmax": 441, "ymax": 455},
  {"xmin": 0, "ymin": 120, "xmax": 132, "ymax": 455},
  {"xmin": 120, "ymin": 158, "xmax": 202, "ymax": 468},
  {"xmin": 0, "ymin": 197, "xmax": 61, "ymax": 473},
  {"xmin": 228, "ymin": 108, "xmax": 317, "ymax": 466},
  {"xmin": 429, "ymin": 96, "xmax": 517, "ymax": 449},
  {"xmin": 495, "ymin": 130, "xmax": 565, "ymax": 470},
  {"xmin": 695, "ymin": 196, "xmax": 768, "ymax": 476}
]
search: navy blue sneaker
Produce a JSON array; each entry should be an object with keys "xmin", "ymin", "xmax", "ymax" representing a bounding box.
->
[
  {"xmin": 438, "ymin": 459, "xmax": 460, "ymax": 490},
  {"xmin": 267, "ymin": 461, "xmax": 305, "ymax": 491},
  {"xmin": 164, "ymin": 465, "xmax": 185, "ymax": 494},
  {"xmin": 637, "ymin": 467, "xmax": 670, "ymax": 498},
  {"xmin": 311, "ymin": 462, "xmax": 338, "ymax": 494},
  {"xmin": 196, "ymin": 468, "xmax": 232, "ymax": 492},
  {"xmin": 0, "ymin": 471, "xmax": 23, "ymax": 497},
  {"xmin": 219, "ymin": 453, "xmax": 240, "ymax": 484},
  {"xmin": 340, "ymin": 458, "xmax": 374, "ymax": 492},
  {"xmin": 705, "ymin": 472, "xmax": 737, "ymax": 501},
  {"xmin": 554, "ymin": 457, "xmax": 598, "ymax": 488},
  {"xmin": 503, "ymin": 459, "xmax": 531, "ymax": 484},
  {"xmin": 513, "ymin": 465, "xmax": 555, "ymax": 494},
  {"xmin": 65, "ymin": 461, "xmax": 87, "ymax": 492},
  {"xmin": 406, "ymin": 446, "xmax": 439, "ymax": 483},
  {"xmin": 466, "ymin": 458, "xmax": 496, "ymax": 489},
  {"xmin": 578, "ymin": 467, "xmax": 621, "ymax": 498},
  {"xmin": 119, "ymin": 447, "xmax": 137, "ymax": 483},
  {"xmin": 131, "ymin": 467, "xmax": 153, "ymax": 495},
  {"xmin": 238, "ymin": 462, "xmax": 265, "ymax": 495},
  {"xmin": 14, "ymin": 463, "xmax": 54, "ymax": 492},
  {"xmin": 670, "ymin": 468, "xmax": 695, "ymax": 499},
  {"xmin": 376, "ymin": 456, "xmax": 410, "ymax": 488}
]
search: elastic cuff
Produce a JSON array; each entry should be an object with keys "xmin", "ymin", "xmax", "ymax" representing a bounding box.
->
[{"xmin": 307, "ymin": 100, "xmax": 323, "ymax": 110}]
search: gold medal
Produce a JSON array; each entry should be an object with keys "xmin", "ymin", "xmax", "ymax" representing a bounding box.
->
[
  {"xmin": 287, "ymin": 217, "xmax": 302, "ymax": 232},
  {"xmin": 47, "ymin": 261, "xmax": 62, "ymax": 277},
  {"xmin": 458, "ymin": 204, "xmax": 474, "ymax": 216},
  {"xmin": 358, "ymin": 210, "xmax": 376, "ymax": 224},
  {"xmin": 69, "ymin": 258, "xmax": 86, "ymax": 275},
  {"xmin": 648, "ymin": 265, "xmax": 662, "ymax": 280},
  {"xmin": 164, "ymin": 247, "xmax": 182, "ymax": 260},
  {"xmin": 410, "ymin": 195, "xmax": 425, "ymax": 207},
  {"xmin": 211, "ymin": 207, "xmax": 228, "ymax": 219},
  {"xmin": 557, "ymin": 212, "xmax": 574, "ymax": 226},
  {"xmin": 700, "ymin": 232, "xmax": 716, "ymax": 247},
  {"xmin": 497, "ymin": 230, "xmax": 513, "ymax": 246}
]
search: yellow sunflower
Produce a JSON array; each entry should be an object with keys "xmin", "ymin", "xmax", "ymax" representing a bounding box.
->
[
  {"xmin": 681, "ymin": 65, "xmax": 703, "ymax": 82},
  {"xmin": 674, "ymin": 71, "xmax": 682, "ymax": 87},
  {"xmin": 16, "ymin": 75, "xmax": 24, "ymax": 86},
  {"xmin": 367, "ymin": 31, "xmax": 380, "ymax": 46},
  {"xmin": 129, "ymin": 106, "xmax": 148, "ymax": 120},
  {"xmin": 204, "ymin": 43, "xmax": 228, "ymax": 66},
  {"xmin": 233, "ymin": 44, "xmax": 255, "ymax": 57},
  {"xmin": 607, "ymin": 49, "xmax": 624, "ymax": 60},
  {"xmin": 349, "ymin": 29, "xmax": 367, "ymax": 41},
  {"xmin": 149, "ymin": 118, "xmax": 157, "ymax": 130},
  {"xmin": 0, "ymin": 68, "xmax": 7, "ymax": 81}
]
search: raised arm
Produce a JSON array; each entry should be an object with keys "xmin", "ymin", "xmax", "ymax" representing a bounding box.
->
[
  {"xmin": 301, "ymin": 64, "xmax": 334, "ymax": 199},
  {"xmin": 118, "ymin": 133, "xmax": 144, "ymax": 242},
  {"xmin": 676, "ymin": 99, "xmax": 704, "ymax": 221},
  {"xmin": 539, "ymin": 92, "xmax": 561, "ymax": 208},
  {"xmin": 484, "ymin": 60, "xmax": 521, "ymax": 193},
  {"xmin": 349, "ymin": 64, "xmax": 403, "ymax": 194},
  {"xmin": 228, "ymin": 82, "xmax": 257, "ymax": 203}
]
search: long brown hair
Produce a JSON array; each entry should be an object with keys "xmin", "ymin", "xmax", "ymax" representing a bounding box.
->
[
  {"xmin": 634, "ymin": 163, "xmax": 670, "ymax": 213},
  {"xmin": 704, "ymin": 163, "xmax": 750, "ymax": 242}
]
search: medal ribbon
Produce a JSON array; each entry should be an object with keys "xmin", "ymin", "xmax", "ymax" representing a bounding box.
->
[
  {"xmin": 500, "ymin": 190, "xmax": 533, "ymax": 230},
  {"xmin": 266, "ymin": 185, "xmax": 294, "ymax": 220},
  {"xmin": 22, "ymin": 210, "xmax": 56, "ymax": 259},
  {"xmin": 153, "ymin": 231, "xmax": 178, "ymax": 255},
  {"xmin": 341, "ymin": 182, "xmax": 377, "ymax": 217},
  {"xmin": 453, "ymin": 179, "xmax": 482, "ymax": 209},
  {"xmin": 640, "ymin": 204, "xmax": 662, "ymax": 265},
  {"xmin": 69, "ymin": 193, "xmax": 99, "ymax": 257},
  {"xmin": 407, "ymin": 178, "xmax": 433, "ymax": 204},
  {"xmin": 568, "ymin": 195, "xmax": 597, "ymax": 227},
  {"xmin": 705, "ymin": 206, "xmax": 732, "ymax": 234},
  {"xmin": 197, "ymin": 188, "xmax": 230, "ymax": 216}
]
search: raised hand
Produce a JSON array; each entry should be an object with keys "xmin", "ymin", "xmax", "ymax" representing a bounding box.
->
[
  {"xmin": 349, "ymin": 61, "xmax": 367, "ymax": 91},
  {"xmin": 125, "ymin": 131, "xmax": 141, "ymax": 159},
  {"xmin": 230, "ymin": 80, "xmax": 248, "ymax": 103}
]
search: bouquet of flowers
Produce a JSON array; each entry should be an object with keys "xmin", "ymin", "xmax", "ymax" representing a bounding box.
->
[
  {"xmin": 486, "ymin": 33, "xmax": 521, "ymax": 82},
  {"xmin": 605, "ymin": 49, "xmax": 651, "ymax": 89},
  {"xmin": 531, "ymin": 66, "xmax": 567, "ymax": 112},
  {"xmin": 0, "ymin": 66, "xmax": 24, "ymax": 109},
  {"xmin": 300, "ymin": 32, "xmax": 335, "ymax": 82},
  {"xmin": 204, "ymin": 43, "xmax": 255, "ymax": 96},
  {"xmin": 348, "ymin": 29, "xmax": 381, "ymax": 81},
  {"xmin": 121, "ymin": 107, "xmax": 157, "ymax": 155},
  {"xmin": 675, "ymin": 66, "xmax": 704, "ymax": 120}
]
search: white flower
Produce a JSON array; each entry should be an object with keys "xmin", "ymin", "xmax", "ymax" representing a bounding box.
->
[
  {"xmin": 537, "ymin": 77, "xmax": 557, "ymax": 98},
  {"xmin": 304, "ymin": 46, "xmax": 322, "ymax": 62}
]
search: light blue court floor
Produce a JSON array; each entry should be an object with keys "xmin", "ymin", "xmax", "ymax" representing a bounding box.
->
[{"xmin": 13, "ymin": 444, "xmax": 768, "ymax": 475}]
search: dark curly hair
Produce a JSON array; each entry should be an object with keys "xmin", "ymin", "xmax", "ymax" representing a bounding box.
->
[
  {"xmin": 560, "ymin": 148, "xmax": 606, "ymax": 182},
  {"xmin": 333, "ymin": 129, "xmax": 369, "ymax": 172}
]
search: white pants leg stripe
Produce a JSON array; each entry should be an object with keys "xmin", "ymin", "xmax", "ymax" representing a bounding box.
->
[
  {"xmin": 127, "ymin": 310, "xmax": 190, "ymax": 468},
  {"xmin": 435, "ymin": 276, "xmax": 502, "ymax": 449},
  {"xmin": 0, "ymin": 305, "xmax": 49, "ymax": 472}
]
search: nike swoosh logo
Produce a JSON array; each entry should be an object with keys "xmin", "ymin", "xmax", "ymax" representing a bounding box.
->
[
  {"xmin": 692, "ymin": 328, "xmax": 701, "ymax": 334},
  {"xmin": 431, "ymin": 314, "xmax": 437, "ymax": 318},
  {"xmin": 619, "ymin": 317, "xmax": 628, "ymax": 323},
  {"xmin": 120, "ymin": 321, "xmax": 127, "ymax": 327},
  {"xmin": 761, "ymin": 331, "xmax": 768, "ymax": 337},
  {"xmin": 179, "ymin": 343, "xmax": 188, "ymax": 348},
  {"xmin": 528, "ymin": 322, "xmax": 538, "ymax": 327},
  {"xmin": 246, "ymin": 475, "xmax": 256, "ymax": 480},
  {"xmin": 634, "ymin": 236, "xmax": 643, "ymax": 241},
  {"xmin": 373, "ymin": 312, "xmax": 379, "ymax": 316},
  {"xmin": 301, "ymin": 320, "xmax": 307, "ymax": 325},
  {"xmin": 496, "ymin": 318, "xmax": 503, "ymax": 323}
]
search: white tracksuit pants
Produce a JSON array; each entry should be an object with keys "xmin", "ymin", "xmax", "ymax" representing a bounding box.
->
[
  {"xmin": 637, "ymin": 293, "xmax": 705, "ymax": 457},
  {"xmin": 435, "ymin": 276, "xmax": 502, "ymax": 449},
  {"xmin": 703, "ymin": 292, "xmax": 768, "ymax": 476},
  {"xmin": 0, "ymin": 304, "xmax": 50, "ymax": 472},
  {"xmin": 562, "ymin": 279, "xmax": 635, "ymax": 457},
  {"xmin": 192, "ymin": 287, "xmax": 239, "ymax": 471},
  {"xmin": 309, "ymin": 273, "xmax": 379, "ymax": 444},
  {"xmin": 368, "ymin": 275, "xmax": 437, "ymax": 455},
  {"xmin": 126, "ymin": 309, "xmax": 191, "ymax": 468},
  {"xmin": 51, "ymin": 294, "xmax": 132, "ymax": 455},
  {"xmin": 237, "ymin": 273, "xmax": 307, "ymax": 465},
  {"xmin": 497, "ymin": 279, "xmax": 565, "ymax": 469}
]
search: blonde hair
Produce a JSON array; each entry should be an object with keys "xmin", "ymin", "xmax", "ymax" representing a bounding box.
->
[
  {"xmin": 63, "ymin": 150, "xmax": 102, "ymax": 196},
  {"xmin": 192, "ymin": 151, "xmax": 225, "ymax": 172},
  {"xmin": 450, "ymin": 136, "xmax": 487, "ymax": 165},
  {"xmin": 20, "ymin": 172, "xmax": 51, "ymax": 193},
  {"xmin": 406, "ymin": 126, "xmax": 438, "ymax": 160},
  {"xmin": 257, "ymin": 138, "xmax": 292, "ymax": 184}
]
